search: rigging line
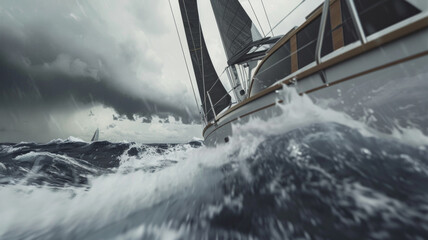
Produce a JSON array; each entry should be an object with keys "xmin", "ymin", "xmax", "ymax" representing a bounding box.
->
[
  {"xmin": 208, "ymin": 68, "xmax": 227, "ymax": 92},
  {"xmin": 213, "ymin": 83, "xmax": 242, "ymax": 107},
  {"xmin": 181, "ymin": 0, "xmax": 201, "ymax": 65},
  {"xmin": 257, "ymin": 34, "xmax": 323, "ymax": 76},
  {"xmin": 168, "ymin": 0, "xmax": 201, "ymax": 117},
  {"xmin": 207, "ymin": 68, "xmax": 228, "ymax": 93},
  {"xmin": 260, "ymin": 0, "xmax": 274, "ymax": 36},
  {"xmin": 265, "ymin": 0, "xmax": 306, "ymax": 37},
  {"xmin": 180, "ymin": 0, "xmax": 207, "ymax": 122},
  {"xmin": 199, "ymin": 19, "xmax": 207, "ymax": 117},
  {"xmin": 219, "ymin": 0, "xmax": 243, "ymax": 56},
  {"xmin": 248, "ymin": 0, "xmax": 266, "ymax": 37}
]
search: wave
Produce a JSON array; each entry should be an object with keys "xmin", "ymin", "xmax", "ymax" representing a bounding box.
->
[{"xmin": 0, "ymin": 88, "xmax": 427, "ymax": 239}]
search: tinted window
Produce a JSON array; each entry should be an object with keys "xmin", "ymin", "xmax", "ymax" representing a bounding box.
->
[
  {"xmin": 340, "ymin": 1, "xmax": 359, "ymax": 45},
  {"xmin": 329, "ymin": 0, "xmax": 420, "ymax": 48},
  {"xmin": 251, "ymin": 41, "xmax": 291, "ymax": 95},
  {"xmin": 354, "ymin": 0, "xmax": 420, "ymax": 36},
  {"xmin": 296, "ymin": 15, "xmax": 334, "ymax": 69}
]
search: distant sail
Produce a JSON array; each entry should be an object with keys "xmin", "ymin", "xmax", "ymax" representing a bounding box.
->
[
  {"xmin": 91, "ymin": 128, "xmax": 99, "ymax": 142},
  {"xmin": 179, "ymin": 0, "xmax": 231, "ymax": 121},
  {"xmin": 210, "ymin": 0, "xmax": 262, "ymax": 64}
]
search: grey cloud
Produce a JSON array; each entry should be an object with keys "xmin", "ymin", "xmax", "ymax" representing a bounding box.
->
[
  {"xmin": 0, "ymin": 0, "xmax": 199, "ymax": 124},
  {"xmin": 0, "ymin": 51, "xmax": 194, "ymax": 122},
  {"xmin": 129, "ymin": 1, "xmax": 168, "ymax": 35}
]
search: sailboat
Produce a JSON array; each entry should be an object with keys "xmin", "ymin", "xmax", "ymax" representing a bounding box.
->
[
  {"xmin": 91, "ymin": 128, "xmax": 99, "ymax": 142},
  {"xmin": 175, "ymin": 0, "xmax": 428, "ymax": 146}
]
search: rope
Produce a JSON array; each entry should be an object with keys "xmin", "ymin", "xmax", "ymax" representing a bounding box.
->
[
  {"xmin": 179, "ymin": 0, "xmax": 210, "ymax": 123},
  {"xmin": 248, "ymin": 0, "xmax": 266, "ymax": 37},
  {"xmin": 168, "ymin": 0, "xmax": 201, "ymax": 117},
  {"xmin": 256, "ymin": 15, "xmax": 345, "ymax": 77},
  {"xmin": 199, "ymin": 21, "xmax": 207, "ymax": 116},
  {"xmin": 213, "ymin": 83, "xmax": 242, "ymax": 108},
  {"xmin": 206, "ymin": 82, "xmax": 241, "ymax": 116},
  {"xmin": 180, "ymin": 0, "xmax": 200, "ymax": 64},
  {"xmin": 265, "ymin": 0, "xmax": 306, "ymax": 37},
  {"xmin": 260, "ymin": 0, "xmax": 274, "ymax": 36},
  {"xmin": 207, "ymin": 68, "xmax": 228, "ymax": 93}
]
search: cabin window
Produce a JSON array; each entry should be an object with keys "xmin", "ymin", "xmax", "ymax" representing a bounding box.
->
[
  {"xmin": 251, "ymin": 41, "xmax": 292, "ymax": 95},
  {"xmin": 341, "ymin": 0, "xmax": 420, "ymax": 40},
  {"xmin": 250, "ymin": 0, "xmax": 421, "ymax": 97},
  {"xmin": 339, "ymin": 1, "xmax": 359, "ymax": 45},
  {"xmin": 296, "ymin": 15, "xmax": 334, "ymax": 69}
]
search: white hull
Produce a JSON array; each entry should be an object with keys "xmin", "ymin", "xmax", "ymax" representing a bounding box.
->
[{"xmin": 204, "ymin": 25, "xmax": 428, "ymax": 146}]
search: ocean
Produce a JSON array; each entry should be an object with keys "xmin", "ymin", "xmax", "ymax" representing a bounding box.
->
[{"xmin": 1, "ymin": 90, "xmax": 428, "ymax": 240}]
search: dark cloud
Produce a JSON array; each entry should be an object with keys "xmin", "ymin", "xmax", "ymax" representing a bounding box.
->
[
  {"xmin": 0, "ymin": 51, "xmax": 194, "ymax": 123},
  {"xmin": 0, "ymin": 0, "xmax": 200, "ymax": 125}
]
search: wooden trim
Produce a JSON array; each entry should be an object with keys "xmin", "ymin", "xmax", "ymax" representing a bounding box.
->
[
  {"xmin": 330, "ymin": 0, "xmax": 342, "ymax": 29},
  {"xmin": 332, "ymin": 28, "xmax": 345, "ymax": 50},
  {"xmin": 204, "ymin": 49, "xmax": 428, "ymax": 138},
  {"xmin": 248, "ymin": 0, "xmax": 339, "ymax": 96},
  {"xmin": 204, "ymin": 102, "xmax": 278, "ymax": 139},
  {"xmin": 263, "ymin": 0, "xmax": 338, "ymax": 56},
  {"xmin": 330, "ymin": 0, "xmax": 344, "ymax": 50},
  {"xmin": 290, "ymin": 35, "xmax": 299, "ymax": 72},
  {"xmin": 203, "ymin": 14, "xmax": 428, "ymax": 136},
  {"xmin": 281, "ymin": 15, "xmax": 428, "ymax": 86},
  {"xmin": 203, "ymin": 84, "xmax": 282, "ymax": 135}
]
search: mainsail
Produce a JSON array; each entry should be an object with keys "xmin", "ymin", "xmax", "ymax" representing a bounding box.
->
[
  {"xmin": 210, "ymin": 0, "xmax": 263, "ymax": 64},
  {"xmin": 178, "ymin": 0, "xmax": 231, "ymax": 122}
]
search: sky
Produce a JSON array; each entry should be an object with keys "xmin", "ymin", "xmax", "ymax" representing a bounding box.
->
[{"xmin": 0, "ymin": 0, "xmax": 320, "ymax": 143}]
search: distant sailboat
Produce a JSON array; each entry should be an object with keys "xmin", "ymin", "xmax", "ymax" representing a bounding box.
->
[{"xmin": 91, "ymin": 128, "xmax": 99, "ymax": 142}]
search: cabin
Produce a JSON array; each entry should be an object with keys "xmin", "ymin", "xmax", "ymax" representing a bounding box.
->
[
  {"xmin": 250, "ymin": 0, "xmax": 425, "ymax": 96},
  {"xmin": 177, "ymin": 0, "xmax": 428, "ymax": 145}
]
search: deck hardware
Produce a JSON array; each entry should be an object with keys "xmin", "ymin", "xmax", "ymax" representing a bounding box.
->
[
  {"xmin": 291, "ymin": 77, "xmax": 298, "ymax": 86},
  {"xmin": 319, "ymin": 70, "xmax": 328, "ymax": 85}
]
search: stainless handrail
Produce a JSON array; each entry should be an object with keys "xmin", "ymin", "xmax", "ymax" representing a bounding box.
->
[
  {"xmin": 315, "ymin": 0, "xmax": 331, "ymax": 65},
  {"xmin": 214, "ymin": 83, "xmax": 241, "ymax": 107},
  {"xmin": 205, "ymin": 82, "xmax": 243, "ymax": 122},
  {"xmin": 345, "ymin": 0, "xmax": 367, "ymax": 44},
  {"xmin": 207, "ymin": 90, "xmax": 217, "ymax": 119},
  {"xmin": 316, "ymin": 0, "xmax": 367, "ymax": 64}
]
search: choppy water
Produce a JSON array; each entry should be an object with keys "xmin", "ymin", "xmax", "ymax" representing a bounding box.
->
[{"xmin": 1, "ymin": 89, "xmax": 428, "ymax": 240}]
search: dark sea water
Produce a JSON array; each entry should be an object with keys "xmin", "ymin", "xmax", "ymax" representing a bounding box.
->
[{"xmin": 1, "ymin": 92, "xmax": 428, "ymax": 240}]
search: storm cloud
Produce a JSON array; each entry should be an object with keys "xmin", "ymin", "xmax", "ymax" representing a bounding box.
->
[
  {"xmin": 0, "ymin": 0, "xmax": 314, "ymax": 142},
  {"xmin": 0, "ymin": 0, "xmax": 199, "ymax": 124}
]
